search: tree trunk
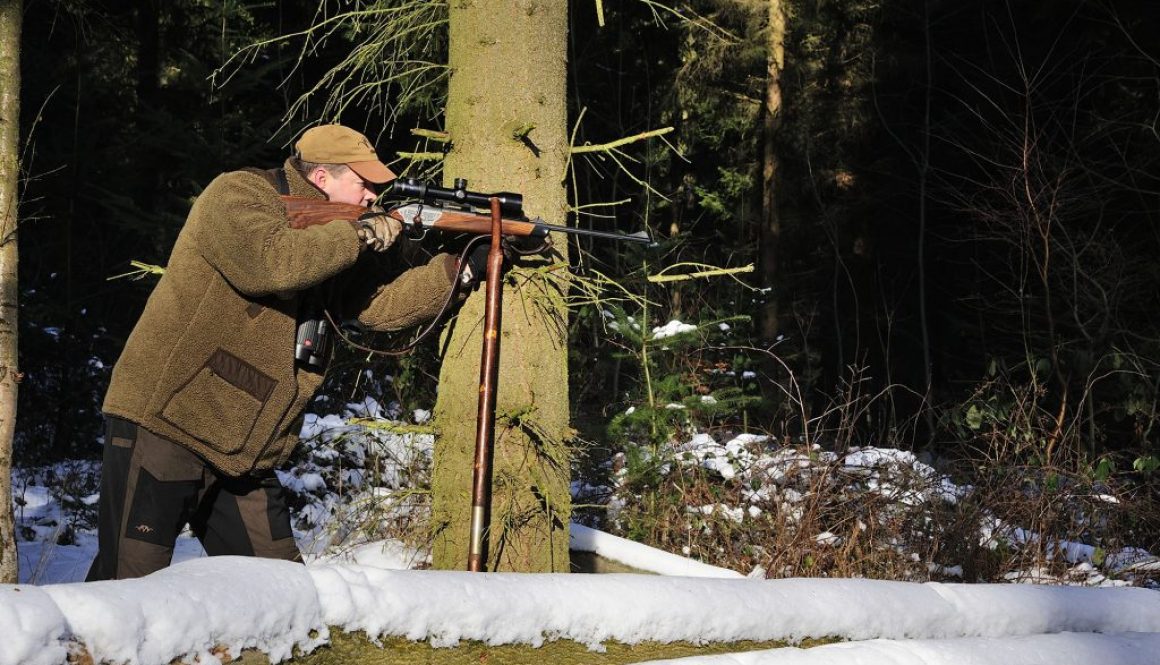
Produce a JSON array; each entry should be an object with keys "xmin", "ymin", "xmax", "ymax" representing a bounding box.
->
[
  {"xmin": 758, "ymin": 0, "xmax": 786, "ymax": 341},
  {"xmin": 430, "ymin": 0, "xmax": 572, "ymax": 572},
  {"xmin": 0, "ymin": 0, "xmax": 22, "ymax": 585}
]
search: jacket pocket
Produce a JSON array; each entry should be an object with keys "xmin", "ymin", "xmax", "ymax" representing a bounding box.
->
[{"xmin": 160, "ymin": 349, "xmax": 277, "ymax": 455}]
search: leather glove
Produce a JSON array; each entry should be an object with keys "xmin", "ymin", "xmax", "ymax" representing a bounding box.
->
[
  {"xmin": 460, "ymin": 238, "xmax": 537, "ymax": 286},
  {"xmin": 355, "ymin": 213, "xmax": 402, "ymax": 252},
  {"xmin": 460, "ymin": 244, "xmax": 491, "ymax": 286}
]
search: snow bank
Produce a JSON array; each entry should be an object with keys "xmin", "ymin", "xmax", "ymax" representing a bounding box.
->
[
  {"xmin": 638, "ymin": 632, "xmax": 1160, "ymax": 665},
  {"xmin": 569, "ymin": 523, "xmax": 743, "ymax": 578},
  {"xmin": 0, "ymin": 585, "xmax": 69, "ymax": 665},
  {"xmin": 5, "ymin": 555, "xmax": 1160, "ymax": 664},
  {"xmin": 2, "ymin": 557, "xmax": 326, "ymax": 665},
  {"xmin": 305, "ymin": 569, "xmax": 1160, "ymax": 649}
]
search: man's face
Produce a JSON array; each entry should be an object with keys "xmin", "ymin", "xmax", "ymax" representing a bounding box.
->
[{"xmin": 313, "ymin": 167, "xmax": 377, "ymax": 206}]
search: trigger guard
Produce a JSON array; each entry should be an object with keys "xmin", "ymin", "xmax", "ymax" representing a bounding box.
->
[{"xmin": 504, "ymin": 235, "xmax": 552, "ymax": 256}]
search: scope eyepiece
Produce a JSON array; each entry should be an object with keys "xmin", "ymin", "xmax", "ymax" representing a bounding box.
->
[{"xmin": 390, "ymin": 178, "xmax": 523, "ymax": 217}]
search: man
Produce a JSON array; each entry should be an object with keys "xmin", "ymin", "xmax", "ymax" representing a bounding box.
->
[{"xmin": 87, "ymin": 125, "xmax": 460, "ymax": 580}]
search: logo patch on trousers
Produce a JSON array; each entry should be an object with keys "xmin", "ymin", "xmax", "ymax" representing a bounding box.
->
[{"xmin": 135, "ymin": 524, "xmax": 155, "ymax": 534}]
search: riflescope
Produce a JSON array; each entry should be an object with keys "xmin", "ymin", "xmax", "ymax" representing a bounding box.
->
[{"xmin": 390, "ymin": 178, "xmax": 524, "ymax": 218}]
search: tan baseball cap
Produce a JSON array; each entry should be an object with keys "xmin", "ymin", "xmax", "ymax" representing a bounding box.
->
[{"xmin": 294, "ymin": 125, "xmax": 397, "ymax": 184}]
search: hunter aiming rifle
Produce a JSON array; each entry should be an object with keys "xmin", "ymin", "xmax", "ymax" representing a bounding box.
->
[{"xmin": 283, "ymin": 178, "xmax": 652, "ymax": 571}]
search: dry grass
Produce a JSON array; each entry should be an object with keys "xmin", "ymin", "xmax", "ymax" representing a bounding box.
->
[{"xmin": 592, "ymin": 364, "xmax": 1160, "ymax": 585}]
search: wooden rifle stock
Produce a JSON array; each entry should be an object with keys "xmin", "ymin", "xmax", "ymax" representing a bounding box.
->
[{"xmin": 281, "ymin": 196, "xmax": 369, "ymax": 230}]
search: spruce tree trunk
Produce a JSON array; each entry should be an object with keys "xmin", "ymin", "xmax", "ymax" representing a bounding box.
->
[
  {"xmin": 758, "ymin": 0, "xmax": 786, "ymax": 342},
  {"xmin": 430, "ymin": 0, "xmax": 572, "ymax": 572},
  {"xmin": 0, "ymin": 0, "xmax": 22, "ymax": 585}
]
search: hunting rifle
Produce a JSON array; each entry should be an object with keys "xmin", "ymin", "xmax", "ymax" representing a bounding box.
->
[
  {"xmin": 282, "ymin": 177, "xmax": 655, "ymax": 247},
  {"xmin": 284, "ymin": 178, "xmax": 652, "ymax": 573}
]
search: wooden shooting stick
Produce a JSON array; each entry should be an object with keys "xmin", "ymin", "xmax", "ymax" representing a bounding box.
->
[{"xmin": 467, "ymin": 197, "xmax": 504, "ymax": 572}]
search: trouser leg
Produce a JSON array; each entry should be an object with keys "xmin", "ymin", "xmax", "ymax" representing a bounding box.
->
[
  {"xmin": 86, "ymin": 418, "xmax": 136, "ymax": 581},
  {"xmin": 86, "ymin": 418, "xmax": 206, "ymax": 581},
  {"xmin": 193, "ymin": 472, "xmax": 301, "ymax": 562}
]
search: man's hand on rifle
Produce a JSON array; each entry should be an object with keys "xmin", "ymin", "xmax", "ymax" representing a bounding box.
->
[
  {"xmin": 460, "ymin": 244, "xmax": 491, "ymax": 286},
  {"xmin": 459, "ymin": 236, "xmax": 550, "ymax": 286},
  {"xmin": 356, "ymin": 212, "xmax": 402, "ymax": 252}
]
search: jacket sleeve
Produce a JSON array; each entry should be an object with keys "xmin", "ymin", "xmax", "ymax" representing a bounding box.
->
[
  {"xmin": 189, "ymin": 171, "xmax": 363, "ymax": 296},
  {"xmin": 351, "ymin": 252, "xmax": 459, "ymax": 332}
]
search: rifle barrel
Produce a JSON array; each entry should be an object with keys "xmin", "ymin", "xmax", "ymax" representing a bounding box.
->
[{"xmin": 534, "ymin": 221, "xmax": 654, "ymax": 245}]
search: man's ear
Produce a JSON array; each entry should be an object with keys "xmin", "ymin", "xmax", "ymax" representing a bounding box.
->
[{"xmin": 308, "ymin": 167, "xmax": 329, "ymax": 190}]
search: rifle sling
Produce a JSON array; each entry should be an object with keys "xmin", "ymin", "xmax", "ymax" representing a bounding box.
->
[{"xmin": 323, "ymin": 237, "xmax": 482, "ymax": 357}]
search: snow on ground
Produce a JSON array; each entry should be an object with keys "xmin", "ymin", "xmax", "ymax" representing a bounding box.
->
[
  {"xmin": 638, "ymin": 633, "xmax": 1160, "ymax": 665},
  {"xmin": 8, "ymin": 411, "xmax": 1160, "ymax": 664},
  {"xmin": 570, "ymin": 523, "xmax": 742, "ymax": 578},
  {"xmin": 600, "ymin": 433, "xmax": 1160, "ymax": 587},
  {"xmin": 5, "ymin": 554, "xmax": 1160, "ymax": 665},
  {"xmin": 17, "ymin": 528, "xmax": 207, "ymax": 587}
]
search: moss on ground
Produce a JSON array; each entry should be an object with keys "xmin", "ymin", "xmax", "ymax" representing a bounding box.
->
[{"xmin": 257, "ymin": 633, "xmax": 828, "ymax": 665}]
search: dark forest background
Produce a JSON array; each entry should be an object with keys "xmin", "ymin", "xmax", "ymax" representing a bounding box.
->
[{"xmin": 14, "ymin": 0, "xmax": 1160, "ymax": 497}]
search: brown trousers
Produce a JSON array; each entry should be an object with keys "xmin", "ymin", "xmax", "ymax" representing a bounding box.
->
[{"xmin": 86, "ymin": 417, "xmax": 300, "ymax": 581}]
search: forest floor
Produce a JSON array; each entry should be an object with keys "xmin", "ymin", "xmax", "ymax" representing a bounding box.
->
[{"xmin": 7, "ymin": 401, "xmax": 1160, "ymax": 664}]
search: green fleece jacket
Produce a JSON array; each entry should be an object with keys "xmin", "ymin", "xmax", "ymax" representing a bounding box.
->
[{"xmin": 103, "ymin": 159, "xmax": 456, "ymax": 476}]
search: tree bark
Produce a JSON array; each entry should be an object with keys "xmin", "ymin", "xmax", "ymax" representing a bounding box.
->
[
  {"xmin": 430, "ymin": 0, "xmax": 572, "ymax": 572},
  {"xmin": 758, "ymin": 0, "xmax": 786, "ymax": 341},
  {"xmin": 0, "ymin": 0, "xmax": 23, "ymax": 585}
]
